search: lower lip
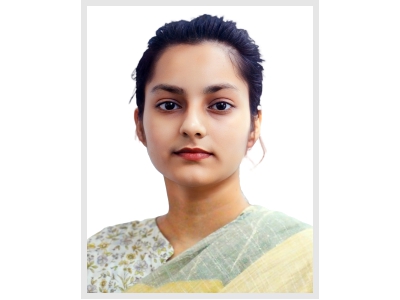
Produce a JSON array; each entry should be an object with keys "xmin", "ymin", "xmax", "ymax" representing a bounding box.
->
[{"xmin": 174, "ymin": 152, "xmax": 212, "ymax": 161}]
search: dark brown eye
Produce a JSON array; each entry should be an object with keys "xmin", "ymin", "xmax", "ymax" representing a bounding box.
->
[
  {"xmin": 209, "ymin": 102, "xmax": 232, "ymax": 111},
  {"xmin": 216, "ymin": 102, "xmax": 226, "ymax": 110},
  {"xmin": 157, "ymin": 101, "xmax": 180, "ymax": 111},
  {"xmin": 165, "ymin": 102, "xmax": 176, "ymax": 110}
]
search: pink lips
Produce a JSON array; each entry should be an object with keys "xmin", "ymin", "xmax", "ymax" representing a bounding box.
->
[{"xmin": 174, "ymin": 147, "xmax": 212, "ymax": 161}]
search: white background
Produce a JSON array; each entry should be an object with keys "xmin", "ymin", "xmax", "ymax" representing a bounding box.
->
[
  {"xmin": 87, "ymin": 6, "xmax": 314, "ymax": 237},
  {"xmin": 1, "ymin": 1, "xmax": 399, "ymax": 300}
]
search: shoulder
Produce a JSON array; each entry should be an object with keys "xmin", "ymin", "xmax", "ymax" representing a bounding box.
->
[
  {"xmin": 87, "ymin": 218, "xmax": 156, "ymax": 246},
  {"xmin": 220, "ymin": 206, "xmax": 313, "ymax": 292},
  {"xmin": 238, "ymin": 205, "xmax": 312, "ymax": 237},
  {"xmin": 231, "ymin": 205, "xmax": 313, "ymax": 267},
  {"xmin": 87, "ymin": 217, "xmax": 173, "ymax": 293}
]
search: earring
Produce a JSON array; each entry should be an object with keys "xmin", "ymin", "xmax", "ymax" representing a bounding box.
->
[{"xmin": 257, "ymin": 105, "xmax": 262, "ymax": 111}]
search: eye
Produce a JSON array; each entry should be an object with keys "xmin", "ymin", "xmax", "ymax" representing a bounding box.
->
[
  {"xmin": 208, "ymin": 101, "xmax": 233, "ymax": 111},
  {"xmin": 157, "ymin": 101, "xmax": 181, "ymax": 111}
]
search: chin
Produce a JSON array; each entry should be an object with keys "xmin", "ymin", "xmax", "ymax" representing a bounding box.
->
[
  {"xmin": 173, "ymin": 176, "xmax": 214, "ymax": 188},
  {"xmin": 160, "ymin": 169, "xmax": 212, "ymax": 186},
  {"xmin": 156, "ymin": 162, "xmax": 238, "ymax": 188},
  {"xmin": 171, "ymin": 171, "xmax": 233, "ymax": 189}
]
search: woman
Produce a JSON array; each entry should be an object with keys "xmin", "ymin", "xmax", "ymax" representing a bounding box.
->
[{"xmin": 87, "ymin": 14, "xmax": 313, "ymax": 293}]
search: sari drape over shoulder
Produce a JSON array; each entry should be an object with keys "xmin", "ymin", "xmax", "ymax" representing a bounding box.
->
[{"xmin": 123, "ymin": 206, "xmax": 313, "ymax": 293}]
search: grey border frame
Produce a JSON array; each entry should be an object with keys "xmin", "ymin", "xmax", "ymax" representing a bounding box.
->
[{"xmin": 82, "ymin": 0, "xmax": 319, "ymax": 298}]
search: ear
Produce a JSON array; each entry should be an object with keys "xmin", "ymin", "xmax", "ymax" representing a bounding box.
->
[
  {"xmin": 134, "ymin": 108, "xmax": 147, "ymax": 147},
  {"xmin": 247, "ymin": 110, "xmax": 262, "ymax": 150}
]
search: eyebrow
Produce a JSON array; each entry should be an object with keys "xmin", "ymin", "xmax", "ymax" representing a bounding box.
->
[{"xmin": 150, "ymin": 83, "xmax": 238, "ymax": 95}]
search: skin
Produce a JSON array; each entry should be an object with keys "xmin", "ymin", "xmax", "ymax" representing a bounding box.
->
[{"xmin": 134, "ymin": 42, "xmax": 262, "ymax": 259}]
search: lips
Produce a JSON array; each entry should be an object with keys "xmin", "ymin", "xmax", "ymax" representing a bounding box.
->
[
  {"xmin": 173, "ymin": 147, "xmax": 212, "ymax": 161},
  {"xmin": 174, "ymin": 147, "xmax": 212, "ymax": 154}
]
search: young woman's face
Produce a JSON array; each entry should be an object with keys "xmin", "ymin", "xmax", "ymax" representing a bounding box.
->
[{"xmin": 137, "ymin": 42, "xmax": 260, "ymax": 187}]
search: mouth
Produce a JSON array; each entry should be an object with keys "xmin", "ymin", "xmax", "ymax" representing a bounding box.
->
[{"xmin": 173, "ymin": 147, "xmax": 212, "ymax": 161}]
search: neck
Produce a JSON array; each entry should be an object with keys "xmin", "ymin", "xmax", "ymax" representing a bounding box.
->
[{"xmin": 156, "ymin": 169, "xmax": 250, "ymax": 248}]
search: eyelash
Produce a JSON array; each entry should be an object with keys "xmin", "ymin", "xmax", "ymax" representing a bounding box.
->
[{"xmin": 156, "ymin": 101, "xmax": 234, "ymax": 111}]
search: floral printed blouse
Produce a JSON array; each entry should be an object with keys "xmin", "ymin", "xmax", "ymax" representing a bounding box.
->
[{"xmin": 87, "ymin": 218, "xmax": 174, "ymax": 293}]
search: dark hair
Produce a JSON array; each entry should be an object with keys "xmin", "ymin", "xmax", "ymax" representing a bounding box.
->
[{"xmin": 131, "ymin": 14, "xmax": 266, "ymax": 163}]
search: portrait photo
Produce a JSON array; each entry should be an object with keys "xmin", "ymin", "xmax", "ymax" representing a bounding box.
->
[{"xmin": 84, "ymin": 2, "xmax": 316, "ymax": 295}]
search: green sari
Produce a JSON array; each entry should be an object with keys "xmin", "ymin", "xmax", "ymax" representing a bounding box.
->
[{"xmin": 124, "ymin": 206, "xmax": 313, "ymax": 293}]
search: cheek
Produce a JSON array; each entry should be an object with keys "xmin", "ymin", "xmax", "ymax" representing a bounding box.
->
[
  {"xmin": 144, "ymin": 122, "xmax": 165, "ymax": 151},
  {"xmin": 143, "ymin": 108, "xmax": 162, "ymax": 145},
  {"xmin": 212, "ymin": 117, "xmax": 251, "ymax": 155},
  {"xmin": 142, "ymin": 113, "xmax": 177, "ymax": 161},
  {"xmin": 143, "ymin": 128, "xmax": 169, "ymax": 173}
]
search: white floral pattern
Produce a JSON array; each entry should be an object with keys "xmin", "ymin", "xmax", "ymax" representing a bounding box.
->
[{"xmin": 87, "ymin": 218, "xmax": 174, "ymax": 293}]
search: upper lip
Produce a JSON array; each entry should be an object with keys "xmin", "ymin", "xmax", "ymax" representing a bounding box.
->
[{"xmin": 174, "ymin": 147, "xmax": 212, "ymax": 154}]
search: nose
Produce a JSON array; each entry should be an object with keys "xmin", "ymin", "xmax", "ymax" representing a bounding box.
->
[{"xmin": 179, "ymin": 106, "xmax": 207, "ymax": 138}]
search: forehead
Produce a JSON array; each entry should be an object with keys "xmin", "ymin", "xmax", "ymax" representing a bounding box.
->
[{"xmin": 146, "ymin": 42, "xmax": 247, "ymax": 93}]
